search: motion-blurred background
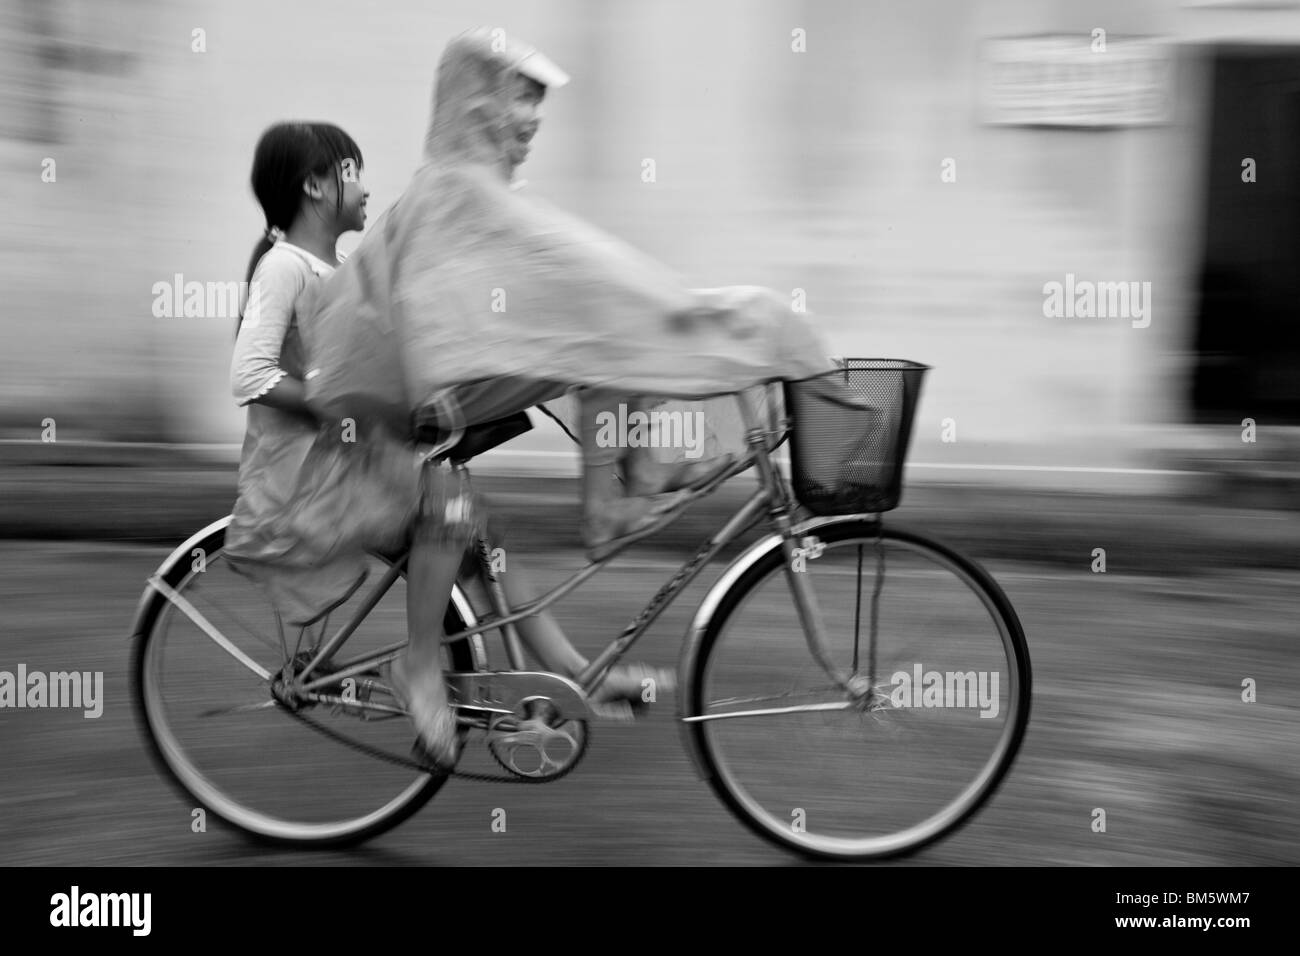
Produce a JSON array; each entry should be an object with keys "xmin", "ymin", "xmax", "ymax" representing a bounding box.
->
[
  {"xmin": 3, "ymin": 0, "xmax": 1299, "ymax": 487},
  {"xmin": 1, "ymin": 0, "xmax": 1298, "ymax": 868}
]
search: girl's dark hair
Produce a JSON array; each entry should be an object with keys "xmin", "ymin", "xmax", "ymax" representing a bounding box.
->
[{"xmin": 239, "ymin": 122, "xmax": 363, "ymax": 329}]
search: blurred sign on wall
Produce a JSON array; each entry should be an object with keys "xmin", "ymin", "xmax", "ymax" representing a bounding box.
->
[{"xmin": 981, "ymin": 34, "xmax": 1174, "ymax": 127}]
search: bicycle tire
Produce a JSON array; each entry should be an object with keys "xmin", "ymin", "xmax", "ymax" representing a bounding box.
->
[
  {"xmin": 683, "ymin": 517, "xmax": 1031, "ymax": 861},
  {"xmin": 130, "ymin": 517, "xmax": 483, "ymax": 848}
]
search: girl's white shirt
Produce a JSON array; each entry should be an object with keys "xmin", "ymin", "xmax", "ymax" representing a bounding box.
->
[{"xmin": 230, "ymin": 241, "xmax": 338, "ymax": 405}]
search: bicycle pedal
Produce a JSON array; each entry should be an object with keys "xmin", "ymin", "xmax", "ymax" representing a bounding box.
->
[{"xmin": 588, "ymin": 699, "xmax": 636, "ymax": 722}]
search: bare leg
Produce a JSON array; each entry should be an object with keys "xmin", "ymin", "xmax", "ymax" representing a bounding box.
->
[
  {"xmin": 467, "ymin": 549, "xmax": 675, "ymax": 715},
  {"xmin": 389, "ymin": 465, "xmax": 472, "ymax": 764},
  {"xmin": 497, "ymin": 566, "xmax": 587, "ymax": 675}
]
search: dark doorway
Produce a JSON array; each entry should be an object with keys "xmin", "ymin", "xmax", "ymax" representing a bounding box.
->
[{"xmin": 1193, "ymin": 46, "xmax": 1300, "ymax": 425}]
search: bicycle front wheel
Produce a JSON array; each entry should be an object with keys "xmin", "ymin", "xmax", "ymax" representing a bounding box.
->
[
  {"xmin": 686, "ymin": 519, "xmax": 1031, "ymax": 860},
  {"xmin": 131, "ymin": 519, "xmax": 482, "ymax": 848}
]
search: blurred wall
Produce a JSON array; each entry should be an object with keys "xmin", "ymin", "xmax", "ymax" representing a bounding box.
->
[{"xmin": 4, "ymin": 0, "xmax": 1299, "ymax": 479}]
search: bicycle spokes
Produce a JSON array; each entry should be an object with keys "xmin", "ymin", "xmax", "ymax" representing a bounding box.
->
[
  {"xmin": 140, "ymin": 549, "xmax": 461, "ymax": 834},
  {"xmin": 690, "ymin": 522, "xmax": 1027, "ymax": 858}
]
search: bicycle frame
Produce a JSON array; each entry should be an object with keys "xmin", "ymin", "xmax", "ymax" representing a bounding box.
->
[
  {"xmin": 133, "ymin": 366, "xmax": 1035, "ymax": 860},
  {"xmin": 146, "ymin": 388, "xmax": 864, "ymax": 715}
]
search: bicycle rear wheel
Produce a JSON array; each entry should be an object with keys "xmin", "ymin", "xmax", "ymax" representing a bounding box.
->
[
  {"xmin": 131, "ymin": 518, "xmax": 483, "ymax": 847},
  {"xmin": 685, "ymin": 519, "xmax": 1030, "ymax": 860}
]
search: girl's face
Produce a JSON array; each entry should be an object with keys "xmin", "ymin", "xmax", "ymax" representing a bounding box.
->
[{"xmin": 305, "ymin": 159, "xmax": 368, "ymax": 233}]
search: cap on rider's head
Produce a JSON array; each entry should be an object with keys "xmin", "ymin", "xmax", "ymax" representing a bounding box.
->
[
  {"xmin": 513, "ymin": 45, "xmax": 569, "ymax": 89},
  {"xmin": 490, "ymin": 29, "xmax": 570, "ymax": 89}
]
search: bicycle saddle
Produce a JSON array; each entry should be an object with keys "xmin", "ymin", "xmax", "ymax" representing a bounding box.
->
[{"xmin": 413, "ymin": 409, "xmax": 534, "ymax": 463}]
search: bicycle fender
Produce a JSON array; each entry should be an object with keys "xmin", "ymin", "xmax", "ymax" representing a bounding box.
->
[
  {"xmin": 129, "ymin": 515, "xmax": 234, "ymax": 640},
  {"xmin": 129, "ymin": 514, "xmax": 491, "ymax": 673},
  {"xmin": 675, "ymin": 512, "xmax": 877, "ymax": 780}
]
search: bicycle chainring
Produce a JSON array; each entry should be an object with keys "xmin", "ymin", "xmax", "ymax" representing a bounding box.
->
[
  {"xmin": 486, "ymin": 710, "xmax": 588, "ymax": 781},
  {"xmin": 276, "ymin": 667, "xmax": 591, "ymax": 785}
]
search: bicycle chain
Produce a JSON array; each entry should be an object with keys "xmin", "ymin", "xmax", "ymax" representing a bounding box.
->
[{"xmin": 282, "ymin": 702, "xmax": 588, "ymax": 785}]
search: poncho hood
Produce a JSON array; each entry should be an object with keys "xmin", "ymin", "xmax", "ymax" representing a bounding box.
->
[{"xmin": 422, "ymin": 27, "xmax": 568, "ymax": 177}]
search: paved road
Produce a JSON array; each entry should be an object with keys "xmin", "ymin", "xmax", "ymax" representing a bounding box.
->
[{"xmin": 2, "ymin": 522, "xmax": 1297, "ymax": 865}]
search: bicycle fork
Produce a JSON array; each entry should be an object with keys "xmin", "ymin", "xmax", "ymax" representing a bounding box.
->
[{"xmin": 737, "ymin": 391, "xmax": 872, "ymax": 701}]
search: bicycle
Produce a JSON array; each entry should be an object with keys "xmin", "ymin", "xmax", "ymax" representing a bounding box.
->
[{"xmin": 131, "ymin": 359, "xmax": 1031, "ymax": 861}]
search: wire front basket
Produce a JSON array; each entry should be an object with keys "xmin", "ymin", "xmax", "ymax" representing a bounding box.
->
[{"xmin": 783, "ymin": 358, "xmax": 929, "ymax": 515}]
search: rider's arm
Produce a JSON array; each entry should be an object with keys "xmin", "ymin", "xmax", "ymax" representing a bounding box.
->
[
  {"xmin": 250, "ymin": 374, "xmax": 310, "ymax": 414},
  {"xmin": 231, "ymin": 251, "xmax": 314, "ymax": 418}
]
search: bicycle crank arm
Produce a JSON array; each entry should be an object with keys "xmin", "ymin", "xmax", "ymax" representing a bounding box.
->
[{"xmin": 446, "ymin": 671, "xmax": 597, "ymax": 722}]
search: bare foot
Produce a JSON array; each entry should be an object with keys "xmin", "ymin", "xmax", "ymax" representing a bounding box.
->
[
  {"xmin": 388, "ymin": 646, "xmax": 458, "ymax": 767},
  {"xmin": 588, "ymin": 663, "xmax": 677, "ymax": 720}
]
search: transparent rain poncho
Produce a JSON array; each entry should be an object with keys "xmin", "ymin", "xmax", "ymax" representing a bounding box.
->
[
  {"xmin": 241, "ymin": 28, "xmax": 836, "ymax": 624},
  {"xmin": 298, "ymin": 29, "xmax": 834, "ymax": 434}
]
